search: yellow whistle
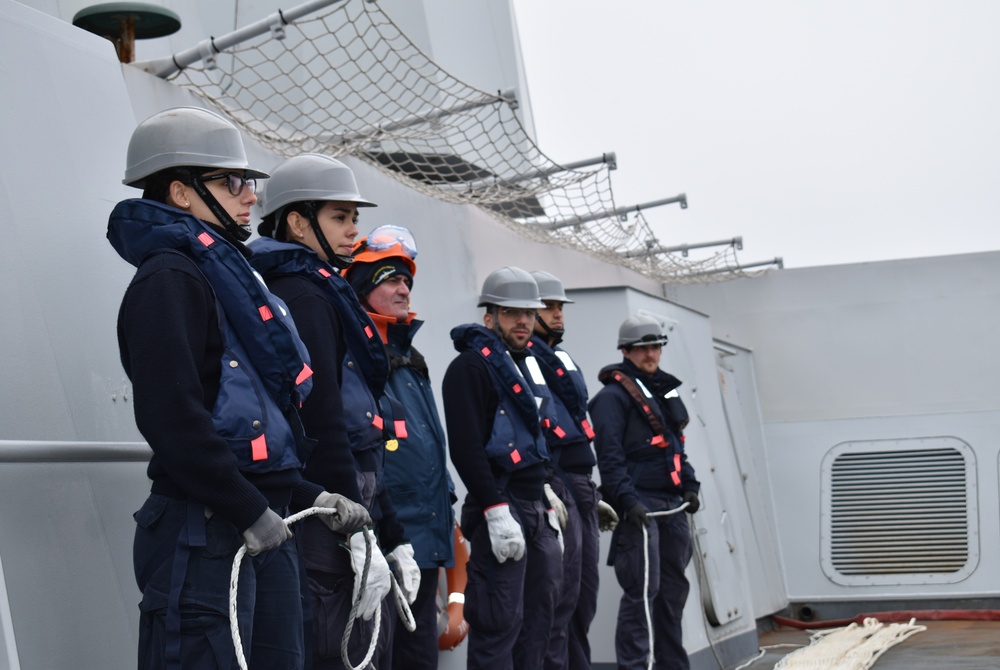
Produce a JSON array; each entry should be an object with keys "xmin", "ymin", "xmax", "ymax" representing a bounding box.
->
[{"xmin": 385, "ymin": 439, "xmax": 399, "ymax": 452}]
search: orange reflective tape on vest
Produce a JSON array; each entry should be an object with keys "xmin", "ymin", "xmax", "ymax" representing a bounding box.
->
[
  {"xmin": 671, "ymin": 454, "xmax": 682, "ymax": 486},
  {"xmin": 371, "ymin": 414, "xmax": 384, "ymax": 430},
  {"xmin": 394, "ymin": 420, "xmax": 407, "ymax": 439},
  {"xmin": 251, "ymin": 434, "xmax": 268, "ymax": 461},
  {"xmin": 296, "ymin": 363, "xmax": 313, "ymax": 386}
]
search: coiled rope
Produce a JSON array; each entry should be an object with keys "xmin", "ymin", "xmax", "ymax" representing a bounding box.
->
[
  {"xmin": 640, "ymin": 502, "xmax": 690, "ymax": 670},
  {"xmin": 228, "ymin": 507, "xmax": 415, "ymax": 670},
  {"xmin": 773, "ymin": 617, "xmax": 926, "ymax": 669}
]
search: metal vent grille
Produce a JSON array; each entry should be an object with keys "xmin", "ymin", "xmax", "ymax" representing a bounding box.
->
[{"xmin": 824, "ymin": 441, "xmax": 974, "ymax": 583}]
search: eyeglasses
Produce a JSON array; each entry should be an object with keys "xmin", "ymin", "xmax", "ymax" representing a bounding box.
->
[
  {"xmin": 200, "ymin": 172, "xmax": 257, "ymax": 196},
  {"xmin": 498, "ymin": 307, "xmax": 537, "ymax": 320},
  {"xmin": 365, "ymin": 225, "xmax": 418, "ymax": 258}
]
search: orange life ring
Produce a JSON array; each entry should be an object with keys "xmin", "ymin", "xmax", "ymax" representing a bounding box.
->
[{"xmin": 438, "ymin": 522, "xmax": 470, "ymax": 650}]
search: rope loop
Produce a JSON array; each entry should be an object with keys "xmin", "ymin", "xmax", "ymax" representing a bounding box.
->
[{"xmin": 228, "ymin": 506, "xmax": 414, "ymax": 670}]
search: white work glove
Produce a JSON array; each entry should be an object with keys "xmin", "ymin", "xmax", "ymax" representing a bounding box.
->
[
  {"xmin": 242, "ymin": 508, "xmax": 292, "ymax": 556},
  {"xmin": 483, "ymin": 503, "xmax": 525, "ymax": 563},
  {"xmin": 313, "ymin": 491, "xmax": 371, "ymax": 533},
  {"xmin": 346, "ymin": 528, "xmax": 393, "ymax": 620},
  {"xmin": 386, "ymin": 543, "xmax": 421, "ymax": 605},
  {"xmin": 597, "ymin": 500, "xmax": 619, "ymax": 532},
  {"xmin": 544, "ymin": 482, "xmax": 569, "ymax": 530},
  {"xmin": 546, "ymin": 507, "xmax": 564, "ymax": 555}
]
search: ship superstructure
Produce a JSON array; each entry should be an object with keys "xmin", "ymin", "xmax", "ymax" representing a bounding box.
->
[{"xmin": 1, "ymin": 1, "xmax": 997, "ymax": 669}]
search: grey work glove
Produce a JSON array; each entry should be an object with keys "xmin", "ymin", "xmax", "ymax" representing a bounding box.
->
[
  {"xmin": 314, "ymin": 491, "xmax": 371, "ymax": 533},
  {"xmin": 626, "ymin": 501, "xmax": 650, "ymax": 532},
  {"xmin": 346, "ymin": 528, "xmax": 393, "ymax": 620},
  {"xmin": 386, "ymin": 543, "xmax": 421, "ymax": 605},
  {"xmin": 682, "ymin": 491, "xmax": 701, "ymax": 514},
  {"xmin": 544, "ymin": 482, "xmax": 569, "ymax": 529},
  {"xmin": 242, "ymin": 508, "xmax": 292, "ymax": 556},
  {"xmin": 597, "ymin": 500, "xmax": 619, "ymax": 532},
  {"xmin": 483, "ymin": 503, "xmax": 525, "ymax": 563}
]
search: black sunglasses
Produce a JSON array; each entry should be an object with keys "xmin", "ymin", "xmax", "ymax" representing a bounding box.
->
[{"xmin": 200, "ymin": 171, "xmax": 257, "ymax": 196}]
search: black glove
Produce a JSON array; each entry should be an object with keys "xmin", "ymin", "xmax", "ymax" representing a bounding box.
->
[
  {"xmin": 682, "ymin": 491, "xmax": 700, "ymax": 514},
  {"xmin": 626, "ymin": 502, "xmax": 649, "ymax": 531}
]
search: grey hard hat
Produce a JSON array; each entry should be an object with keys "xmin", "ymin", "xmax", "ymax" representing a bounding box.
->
[
  {"xmin": 123, "ymin": 107, "xmax": 268, "ymax": 188},
  {"xmin": 529, "ymin": 270, "xmax": 575, "ymax": 303},
  {"xmin": 618, "ymin": 314, "xmax": 669, "ymax": 348},
  {"xmin": 259, "ymin": 153, "xmax": 376, "ymax": 218},
  {"xmin": 478, "ymin": 266, "xmax": 546, "ymax": 309}
]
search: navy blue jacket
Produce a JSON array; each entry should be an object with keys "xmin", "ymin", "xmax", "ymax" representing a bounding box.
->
[
  {"xmin": 589, "ymin": 358, "xmax": 699, "ymax": 514},
  {"xmin": 110, "ymin": 199, "xmax": 316, "ymax": 530},
  {"xmin": 377, "ymin": 314, "xmax": 456, "ymax": 568},
  {"xmin": 248, "ymin": 238, "xmax": 407, "ymax": 550},
  {"xmin": 443, "ymin": 324, "xmax": 552, "ymax": 506}
]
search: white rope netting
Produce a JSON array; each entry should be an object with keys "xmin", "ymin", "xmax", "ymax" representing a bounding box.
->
[
  {"xmin": 772, "ymin": 617, "xmax": 926, "ymax": 670},
  {"xmin": 167, "ymin": 0, "xmax": 764, "ymax": 283}
]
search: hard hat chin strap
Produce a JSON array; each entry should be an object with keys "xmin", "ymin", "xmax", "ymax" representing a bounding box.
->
[
  {"xmin": 190, "ymin": 176, "xmax": 251, "ymax": 242},
  {"xmin": 534, "ymin": 314, "xmax": 564, "ymax": 347},
  {"xmin": 305, "ymin": 207, "xmax": 354, "ymax": 270},
  {"xmin": 301, "ymin": 206, "xmax": 354, "ymax": 270},
  {"xmin": 488, "ymin": 306, "xmax": 504, "ymax": 340}
]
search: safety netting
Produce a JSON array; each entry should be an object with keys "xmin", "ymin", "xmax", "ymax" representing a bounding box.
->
[{"xmin": 165, "ymin": 0, "xmax": 768, "ymax": 283}]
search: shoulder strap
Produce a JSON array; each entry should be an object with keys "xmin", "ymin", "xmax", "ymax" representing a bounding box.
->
[
  {"xmin": 597, "ymin": 368, "xmax": 669, "ymax": 448},
  {"xmin": 250, "ymin": 238, "xmax": 388, "ymax": 395}
]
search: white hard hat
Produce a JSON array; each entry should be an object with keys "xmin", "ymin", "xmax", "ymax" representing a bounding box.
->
[
  {"xmin": 260, "ymin": 153, "xmax": 376, "ymax": 219},
  {"xmin": 618, "ymin": 314, "xmax": 669, "ymax": 348},
  {"xmin": 478, "ymin": 266, "xmax": 545, "ymax": 309},
  {"xmin": 123, "ymin": 107, "xmax": 267, "ymax": 188}
]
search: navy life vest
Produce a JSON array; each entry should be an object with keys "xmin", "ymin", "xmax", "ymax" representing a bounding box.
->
[
  {"xmin": 597, "ymin": 363, "xmax": 686, "ymax": 487},
  {"xmin": 248, "ymin": 238, "xmax": 401, "ymax": 480},
  {"xmin": 528, "ymin": 336, "xmax": 597, "ymax": 446},
  {"xmin": 108, "ymin": 199, "xmax": 314, "ymax": 472},
  {"xmin": 248, "ymin": 237, "xmax": 389, "ymax": 395},
  {"xmin": 451, "ymin": 324, "xmax": 553, "ymax": 472}
]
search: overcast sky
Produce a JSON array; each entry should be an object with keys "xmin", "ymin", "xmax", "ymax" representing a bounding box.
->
[{"xmin": 509, "ymin": 1, "xmax": 1000, "ymax": 269}]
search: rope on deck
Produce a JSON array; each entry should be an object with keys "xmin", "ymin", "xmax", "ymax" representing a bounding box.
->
[{"xmin": 772, "ymin": 617, "xmax": 926, "ymax": 670}]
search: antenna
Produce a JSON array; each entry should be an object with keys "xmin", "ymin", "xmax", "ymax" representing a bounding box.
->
[{"xmin": 72, "ymin": 2, "xmax": 181, "ymax": 63}]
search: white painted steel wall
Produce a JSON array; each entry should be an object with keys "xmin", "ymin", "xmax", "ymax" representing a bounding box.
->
[{"xmin": 673, "ymin": 254, "xmax": 1000, "ymax": 606}]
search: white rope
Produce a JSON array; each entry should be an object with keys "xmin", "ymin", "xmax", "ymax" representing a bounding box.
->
[
  {"xmin": 640, "ymin": 502, "xmax": 689, "ymax": 670},
  {"xmin": 338, "ymin": 528, "xmax": 380, "ymax": 670},
  {"xmin": 732, "ymin": 644, "xmax": 805, "ymax": 670},
  {"xmin": 227, "ymin": 507, "xmax": 414, "ymax": 670},
  {"xmin": 772, "ymin": 617, "xmax": 926, "ymax": 670},
  {"xmin": 391, "ymin": 572, "xmax": 417, "ymax": 634}
]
